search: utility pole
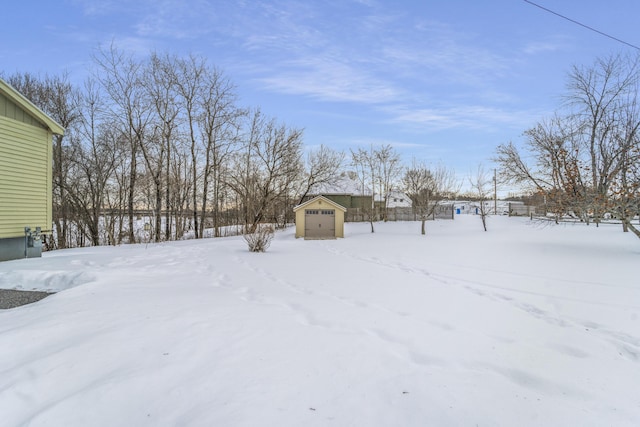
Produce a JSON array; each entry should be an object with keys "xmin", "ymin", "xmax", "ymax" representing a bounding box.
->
[{"xmin": 494, "ymin": 168, "xmax": 497, "ymax": 215}]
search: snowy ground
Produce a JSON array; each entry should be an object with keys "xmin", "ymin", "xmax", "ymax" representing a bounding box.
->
[{"xmin": 0, "ymin": 216, "xmax": 639, "ymax": 426}]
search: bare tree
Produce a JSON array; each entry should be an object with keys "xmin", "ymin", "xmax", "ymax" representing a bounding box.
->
[
  {"xmin": 565, "ymin": 54, "xmax": 640, "ymax": 224},
  {"xmin": 174, "ymin": 54, "xmax": 207, "ymax": 238},
  {"xmin": 142, "ymin": 52, "xmax": 182, "ymax": 241},
  {"xmin": 64, "ymin": 79, "xmax": 123, "ymax": 245},
  {"xmin": 166, "ymin": 146, "xmax": 193, "ymax": 240},
  {"xmin": 403, "ymin": 161, "xmax": 457, "ymax": 235},
  {"xmin": 610, "ymin": 123, "xmax": 640, "ymax": 236},
  {"xmin": 530, "ymin": 54, "xmax": 640, "ymax": 225},
  {"xmin": 496, "ymin": 116, "xmax": 590, "ymax": 222},
  {"xmin": 228, "ymin": 110, "xmax": 303, "ymax": 233},
  {"xmin": 375, "ymin": 144, "xmax": 402, "ymax": 221},
  {"xmin": 196, "ymin": 66, "xmax": 243, "ymax": 238},
  {"xmin": 93, "ymin": 44, "xmax": 152, "ymax": 243},
  {"xmin": 350, "ymin": 146, "xmax": 378, "ymax": 233},
  {"xmin": 497, "ymin": 53, "xmax": 640, "ymax": 233},
  {"xmin": 469, "ymin": 165, "xmax": 493, "ymax": 231},
  {"xmin": 297, "ymin": 145, "xmax": 345, "ymax": 204},
  {"xmin": 7, "ymin": 49, "xmax": 324, "ymax": 247}
]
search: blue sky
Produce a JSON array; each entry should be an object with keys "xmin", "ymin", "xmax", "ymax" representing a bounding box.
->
[{"xmin": 2, "ymin": 0, "xmax": 639, "ymax": 185}]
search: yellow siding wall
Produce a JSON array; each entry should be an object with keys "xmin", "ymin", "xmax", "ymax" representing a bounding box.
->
[
  {"xmin": 0, "ymin": 115, "xmax": 52, "ymax": 239},
  {"xmin": 295, "ymin": 198, "xmax": 345, "ymax": 238},
  {"xmin": 0, "ymin": 92, "xmax": 48, "ymax": 130}
]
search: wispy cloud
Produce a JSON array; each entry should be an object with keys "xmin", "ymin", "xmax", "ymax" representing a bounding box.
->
[
  {"xmin": 340, "ymin": 136, "xmax": 424, "ymax": 149},
  {"xmin": 69, "ymin": 0, "xmax": 119, "ymax": 16},
  {"xmin": 234, "ymin": 2, "xmax": 547, "ymax": 134},
  {"xmin": 378, "ymin": 19, "xmax": 511, "ymax": 87},
  {"xmin": 65, "ymin": 0, "xmax": 545, "ymax": 136},
  {"xmin": 389, "ymin": 104, "xmax": 542, "ymax": 133},
  {"xmin": 108, "ymin": 36, "xmax": 157, "ymax": 56},
  {"xmin": 522, "ymin": 37, "xmax": 570, "ymax": 55},
  {"xmin": 133, "ymin": 0, "xmax": 220, "ymax": 40},
  {"xmin": 255, "ymin": 55, "xmax": 401, "ymax": 104},
  {"xmin": 220, "ymin": 1, "xmax": 523, "ymax": 130},
  {"xmin": 213, "ymin": 1, "xmax": 404, "ymax": 104}
]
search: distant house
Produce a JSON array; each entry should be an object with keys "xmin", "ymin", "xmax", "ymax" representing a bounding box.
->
[
  {"xmin": 300, "ymin": 173, "xmax": 420, "ymax": 222},
  {"xmin": 293, "ymin": 196, "xmax": 347, "ymax": 239},
  {"xmin": 0, "ymin": 78, "xmax": 64, "ymax": 262},
  {"xmin": 386, "ymin": 191, "xmax": 411, "ymax": 208},
  {"xmin": 302, "ymin": 172, "xmax": 387, "ymax": 210}
]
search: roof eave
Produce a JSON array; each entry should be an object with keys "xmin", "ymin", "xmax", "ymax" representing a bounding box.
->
[
  {"xmin": 293, "ymin": 195, "xmax": 348, "ymax": 212},
  {"xmin": 0, "ymin": 78, "xmax": 65, "ymax": 136}
]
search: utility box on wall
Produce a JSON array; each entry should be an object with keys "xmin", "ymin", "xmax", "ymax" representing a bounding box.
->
[{"xmin": 24, "ymin": 227, "xmax": 43, "ymax": 258}]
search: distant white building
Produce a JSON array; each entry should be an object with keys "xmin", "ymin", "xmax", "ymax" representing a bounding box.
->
[
  {"xmin": 387, "ymin": 191, "xmax": 411, "ymax": 208},
  {"xmin": 453, "ymin": 200, "xmax": 521, "ymax": 215}
]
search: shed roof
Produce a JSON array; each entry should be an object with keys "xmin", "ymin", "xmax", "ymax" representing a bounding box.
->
[
  {"xmin": 0, "ymin": 78, "xmax": 65, "ymax": 135},
  {"xmin": 293, "ymin": 195, "xmax": 347, "ymax": 212}
]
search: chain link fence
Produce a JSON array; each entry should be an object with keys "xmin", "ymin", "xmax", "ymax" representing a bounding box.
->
[{"xmin": 345, "ymin": 204, "xmax": 455, "ymax": 222}]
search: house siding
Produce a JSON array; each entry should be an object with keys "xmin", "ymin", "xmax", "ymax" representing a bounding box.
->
[
  {"xmin": 0, "ymin": 115, "xmax": 53, "ymax": 239},
  {"xmin": 0, "ymin": 91, "xmax": 48, "ymax": 129},
  {"xmin": 322, "ymin": 194, "xmax": 352, "ymax": 209}
]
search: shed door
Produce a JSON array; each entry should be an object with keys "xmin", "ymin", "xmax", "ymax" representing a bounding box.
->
[{"xmin": 305, "ymin": 209, "xmax": 335, "ymax": 238}]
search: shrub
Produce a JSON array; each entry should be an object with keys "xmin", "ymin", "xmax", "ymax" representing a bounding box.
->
[{"xmin": 244, "ymin": 225, "xmax": 274, "ymax": 252}]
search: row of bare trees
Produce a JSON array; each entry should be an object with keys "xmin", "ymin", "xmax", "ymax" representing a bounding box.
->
[
  {"xmin": 4, "ymin": 46, "xmax": 471, "ymax": 246},
  {"xmin": 4, "ymin": 47, "xmax": 345, "ymax": 248},
  {"xmin": 496, "ymin": 53, "xmax": 640, "ymax": 238},
  {"xmin": 348, "ymin": 145, "xmax": 459, "ymax": 235}
]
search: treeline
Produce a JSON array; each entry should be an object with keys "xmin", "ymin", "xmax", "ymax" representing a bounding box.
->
[
  {"xmin": 8, "ymin": 46, "xmax": 461, "ymax": 247},
  {"xmin": 13, "ymin": 48, "xmax": 636, "ymax": 246},
  {"xmin": 6, "ymin": 42, "xmax": 479, "ymax": 246},
  {"xmin": 5, "ymin": 46, "xmax": 349, "ymax": 248},
  {"xmin": 496, "ymin": 53, "xmax": 640, "ymax": 237}
]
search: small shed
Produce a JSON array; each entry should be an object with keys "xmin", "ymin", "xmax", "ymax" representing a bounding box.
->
[
  {"xmin": 0, "ymin": 78, "xmax": 65, "ymax": 261},
  {"xmin": 293, "ymin": 195, "xmax": 347, "ymax": 239}
]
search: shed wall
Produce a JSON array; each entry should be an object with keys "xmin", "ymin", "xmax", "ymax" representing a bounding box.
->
[{"xmin": 295, "ymin": 198, "xmax": 345, "ymax": 238}]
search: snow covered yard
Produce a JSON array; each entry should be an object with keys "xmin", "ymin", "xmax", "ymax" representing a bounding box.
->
[{"xmin": 0, "ymin": 216, "xmax": 639, "ymax": 426}]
